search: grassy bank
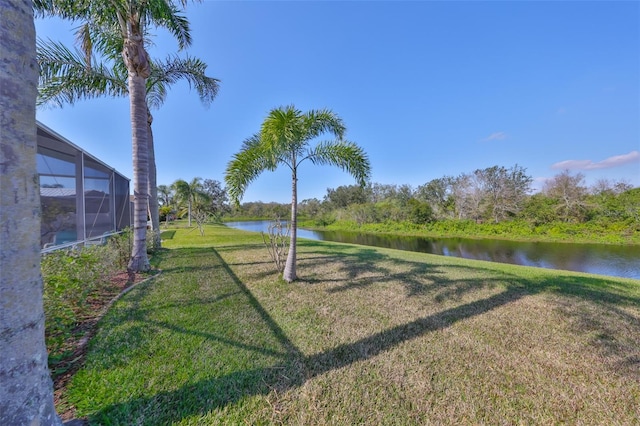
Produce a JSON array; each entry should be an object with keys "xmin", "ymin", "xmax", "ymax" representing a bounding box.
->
[
  {"xmin": 61, "ymin": 224, "xmax": 640, "ymax": 424},
  {"xmin": 300, "ymin": 218, "xmax": 640, "ymax": 245}
]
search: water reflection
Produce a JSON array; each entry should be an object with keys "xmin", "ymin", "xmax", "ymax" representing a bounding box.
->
[{"xmin": 225, "ymin": 221, "xmax": 640, "ymax": 280}]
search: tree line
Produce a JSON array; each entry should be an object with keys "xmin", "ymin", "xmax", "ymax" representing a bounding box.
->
[{"xmin": 225, "ymin": 166, "xmax": 638, "ymax": 229}]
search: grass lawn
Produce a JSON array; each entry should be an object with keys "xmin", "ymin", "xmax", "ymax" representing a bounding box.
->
[{"xmin": 62, "ymin": 223, "xmax": 640, "ymax": 424}]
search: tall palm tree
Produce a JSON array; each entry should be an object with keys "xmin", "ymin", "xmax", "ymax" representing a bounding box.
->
[
  {"xmin": 38, "ymin": 0, "xmax": 196, "ymax": 271},
  {"xmin": 0, "ymin": 0, "xmax": 61, "ymax": 423},
  {"xmin": 38, "ymin": 35, "xmax": 219, "ymax": 249},
  {"xmin": 145, "ymin": 56, "xmax": 218, "ymax": 246},
  {"xmin": 225, "ymin": 105, "xmax": 371, "ymax": 282},
  {"xmin": 172, "ymin": 177, "xmax": 206, "ymax": 227}
]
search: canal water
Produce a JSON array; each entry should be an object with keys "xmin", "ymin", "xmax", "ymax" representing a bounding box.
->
[{"xmin": 225, "ymin": 221, "xmax": 640, "ymax": 280}]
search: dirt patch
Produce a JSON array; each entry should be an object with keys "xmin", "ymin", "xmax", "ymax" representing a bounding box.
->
[{"xmin": 53, "ymin": 270, "xmax": 156, "ymax": 422}]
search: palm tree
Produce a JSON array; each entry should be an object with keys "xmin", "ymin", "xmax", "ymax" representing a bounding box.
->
[
  {"xmin": 225, "ymin": 105, "xmax": 371, "ymax": 282},
  {"xmin": 37, "ymin": 34, "xmax": 219, "ymax": 250},
  {"xmin": 38, "ymin": 0, "xmax": 196, "ymax": 272},
  {"xmin": 145, "ymin": 56, "xmax": 219, "ymax": 246},
  {"xmin": 157, "ymin": 184, "xmax": 174, "ymax": 207},
  {"xmin": 0, "ymin": 0, "xmax": 61, "ymax": 423},
  {"xmin": 172, "ymin": 177, "xmax": 206, "ymax": 227}
]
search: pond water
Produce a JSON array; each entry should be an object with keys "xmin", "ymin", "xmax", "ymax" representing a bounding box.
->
[{"xmin": 225, "ymin": 221, "xmax": 640, "ymax": 280}]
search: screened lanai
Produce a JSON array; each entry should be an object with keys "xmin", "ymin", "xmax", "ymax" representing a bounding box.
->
[{"xmin": 37, "ymin": 122, "xmax": 131, "ymax": 250}]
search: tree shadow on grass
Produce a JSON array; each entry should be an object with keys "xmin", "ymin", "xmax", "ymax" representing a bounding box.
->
[
  {"xmin": 297, "ymin": 242, "xmax": 507, "ymax": 301},
  {"xmin": 87, "ymin": 246, "xmax": 535, "ymax": 424},
  {"xmin": 91, "ymin": 289, "xmax": 530, "ymax": 424},
  {"xmin": 87, "ymin": 244, "xmax": 640, "ymax": 424},
  {"xmin": 297, "ymin": 239, "xmax": 640, "ymax": 307}
]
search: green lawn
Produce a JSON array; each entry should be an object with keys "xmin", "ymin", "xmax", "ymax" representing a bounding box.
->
[{"xmin": 63, "ymin": 224, "xmax": 640, "ymax": 424}]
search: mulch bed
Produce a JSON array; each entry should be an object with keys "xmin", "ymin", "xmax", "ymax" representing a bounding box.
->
[{"xmin": 53, "ymin": 270, "xmax": 155, "ymax": 422}]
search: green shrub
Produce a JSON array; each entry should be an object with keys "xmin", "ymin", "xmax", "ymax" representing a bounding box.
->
[
  {"xmin": 42, "ymin": 231, "xmax": 132, "ymax": 360},
  {"xmin": 106, "ymin": 228, "xmax": 132, "ymax": 269}
]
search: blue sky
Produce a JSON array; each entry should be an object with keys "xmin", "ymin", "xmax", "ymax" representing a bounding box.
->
[{"xmin": 36, "ymin": 1, "xmax": 639, "ymax": 204}]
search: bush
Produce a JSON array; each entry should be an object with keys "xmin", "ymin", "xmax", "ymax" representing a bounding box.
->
[
  {"xmin": 107, "ymin": 228, "xmax": 132, "ymax": 269},
  {"xmin": 42, "ymin": 231, "xmax": 132, "ymax": 360}
]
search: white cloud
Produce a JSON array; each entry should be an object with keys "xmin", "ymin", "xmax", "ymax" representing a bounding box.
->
[
  {"xmin": 551, "ymin": 150, "xmax": 640, "ymax": 170},
  {"xmin": 481, "ymin": 132, "xmax": 507, "ymax": 142}
]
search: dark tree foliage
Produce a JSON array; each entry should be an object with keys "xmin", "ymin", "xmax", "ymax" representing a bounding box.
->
[
  {"xmin": 415, "ymin": 176, "xmax": 456, "ymax": 220},
  {"xmin": 202, "ymin": 179, "xmax": 229, "ymax": 217},
  {"xmin": 324, "ymin": 184, "xmax": 368, "ymax": 208}
]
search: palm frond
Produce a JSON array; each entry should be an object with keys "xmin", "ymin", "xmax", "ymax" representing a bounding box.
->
[
  {"xmin": 261, "ymin": 105, "xmax": 303, "ymax": 152},
  {"xmin": 146, "ymin": 82, "xmax": 168, "ymax": 110},
  {"xmin": 87, "ymin": 21, "xmax": 125, "ymax": 63},
  {"xmin": 303, "ymin": 108, "xmax": 346, "ymax": 141},
  {"xmin": 307, "ymin": 140, "xmax": 372, "ymax": 187},
  {"xmin": 32, "ymin": 0, "xmax": 54, "ymax": 15},
  {"xmin": 225, "ymin": 134, "xmax": 272, "ymax": 204},
  {"xmin": 33, "ymin": 0, "xmax": 92, "ymax": 19},
  {"xmin": 74, "ymin": 22, "xmax": 92, "ymax": 65},
  {"xmin": 146, "ymin": 55, "xmax": 220, "ymax": 109},
  {"xmin": 37, "ymin": 38, "xmax": 128, "ymax": 107},
  {"xmin": 147, "ymin": 1, "xmax": 192, "ymax": 50}
]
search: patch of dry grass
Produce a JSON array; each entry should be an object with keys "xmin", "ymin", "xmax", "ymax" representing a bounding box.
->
[
  {"xmin": 215, "ymin": 230, "xmax": 640, "ymax": 424},
  {"xmin": 67, "ymin": 224, "xmax": 640, "ymax": 424}
]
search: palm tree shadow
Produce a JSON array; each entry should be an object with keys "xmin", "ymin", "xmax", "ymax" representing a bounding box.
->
[
  {"xmin": 298, "ymin": 243, "xmax": 504, "ymax": 301},
  {"xmin": 91, "ymin": 246, "xmax": 534, "ymax": 424}
]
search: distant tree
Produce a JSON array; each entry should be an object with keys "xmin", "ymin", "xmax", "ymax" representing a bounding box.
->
[
  {"xmin": 324, "ymin": 184, "xmax": 368, "ymax": 208},
  {"xmin": 0, "ymin": 0, "xmax": 61, "ymax": 422},
  {"xmin": 226, "ymin": 105, "xmax": 371, "ymax": 282},
  {"xmin": 588, "ymin": 182, "xmax": 639, "ymax": 223},
  {"xmin": 543, "ymin": 170, "xmax": 589, "ymax": 222},
  {"xmin": 299, "ymin": 198, "xmax": 323, "ymax": 219},
  {"xmin": 415, "ymin": 176, "xmax": 456, "ymax": 220},
  {"xmin": 345, "ymin": 202, "xmax": 379, "ymax": 226},
  {"xmin": 448, "ymin": 165, "xmax": 532, "ymax": 223},
  {"xmin": 481, "ymin": 165, "xmax": 532, "ymax": 223},
  {"xmin": 157, "ymin": 184, "xmax": 175, "ymax": 224},
  {"xmin": 240, "ymin": 201, "xmax": 264, "ymax": 218},
  {"xmin": 159, "ymin": 205, "xmax": 174, "ymax": 224},
  {"xmin": 616, "ymin": 187, "xmax": 640, "ymax": 222},
  {"xmin": 407, "ymin": 198, "xmax": 434, "ymax": 224},
  {"xmin": 452, "ymin": 172, "xmax": 485, "ymax": 222},
  {"xmin": 157, "ymin": 184, "xmax": 173, "ymax": 206},
  {"xmin": 202, "ymin": 178, "xmax": 229, "ymax": 219},
  {"xmin": 590, "ymin": 178, "xmax": 632, "ymax": 197},
  {"xmin": 520, "ymin": 193, "xmax": 558, "ymax": 226},
  {"xmin": 367, "ymin": 182, "xmax": 396, "ymax": 203},
  {"xmin": 173, "ymin": 177, "xmax": 207, "ymax": 226},
  {"xmin": 394, "ymin": 184, "xmax": 414, "ymax": 207},
  {"xmin": 232, "ymin": 201, "xmax": 290, "ymax": 219}
]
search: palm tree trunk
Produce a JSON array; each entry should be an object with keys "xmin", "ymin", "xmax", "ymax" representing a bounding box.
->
[
  {"xmin": 147, "ymin": 109, "xmax": 161, "ymax": 249},
  {"xmin": 0, "ymin": 1, "xmax": 61, "ymax": 422},
  {"xmin": 188, "ymin": 199, "xmax": 192, "ymax": 227},
  {"xmin": 127, "ymin": 72, "xmax": 151, "ymax": 272},
  {"xmin": 124, "ymin": 33, "xmax": 151, "ymax": 272},
  {"xmin": 283, "ymin": 167, "xmax": 298, "ymax": 282}
]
